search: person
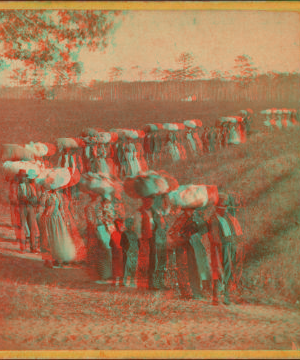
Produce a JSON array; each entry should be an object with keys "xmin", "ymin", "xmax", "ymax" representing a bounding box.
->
[
  {"xmin": 132, "ymin": 138, "xmax": 142, "ymax": 175},
  {"xmin": 134, "ymin": 197, "xmax": 153, "ymax": 289},
  {"xmin": 59, "ymin": 189, "xmax": 87, "ymax": 265},
  {"xmin": 245, "ymin": 109, "xmax": 253, "ymax": 136},
  {"xmin": 85, "ymin": 191, "xmax": 103, "ymax": 280},
  {"xmin": 150, "ymin": 194, "xmax": 169, "ymax": 290},
  {"xmin": 94, "ymin": 143, "xmax": 110, "ymax": 176},
  {"xmin": 8, "ymin": 174, "xmax": 23, "ymax": 244},
  {"xmin": 106, "ymin": 143, "xmax": 118, "ymax": 178},
  {"xmin": 208, "ymin": 127, "xmax": 216, "ymax": 153},
  {"xmin": 201, "ymin": 127, "xmax": 209, "ymax": 154},
  {"xmin": 95, "ymin": 192, "xmax": 115, "ymax": 282},
  {"xmin": 193, "ymin": 129, "xmax": 203, "ymax": 156},
  {"xmin": 177, "ymin": 130, "xmax": 187, "ymax": 161},
  {"xmin": 110, "ymin": 219, "xmax": 125, "ymax": 286},
  {"xmin": 215, "ymin": 126, "xmax": 223, "ymax": 151},
  {"xmin": 221, "ymin": 124, "xmax": 229, "ymax": 149},
  {"xmin": 216, "ymin": 193, "xmax": 243, "ymax": 304},
  {"xmin": 228, "ymin": 123, "xmax": 240, "ymax": 145},
  {"xmin": 143, "ymin": 131, "xmax": 152, "ymax": 166},
  {"xmin": 168, "ymin": 207, "xmax": 211, "ymax": 300},
  {"xmin": 185, "ymin": 128, "xmax": 197, "ymax": 159},
  {"xmin": 166, "ymin": 133, "xmax": 181, "ymax": 164},
  {"xmin": 121, "ymin": 217, "xmax": 140, "ymax": 287},
  {"xmin": 135, "ymin": 138, "xmax": 148, "ymax": 173},
  {"xmin": 17, "ymin": 170, "xmax": 39, "ymax": 253},
  {"xmin": 40, "ymin": 189, "xmax": 77, "ymax": 268}
]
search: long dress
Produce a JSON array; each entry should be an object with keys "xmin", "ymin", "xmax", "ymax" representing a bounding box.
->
[
  {"xmin": 135, "ymin": 142, "xmax": 148, "ymax": 173},
  {"xmin": 166, "ymin": 140, "xmax": 181, "ymax": 163},
  {"xmin": 40, "ymin": 191, "xmax": 76, "ymax": 263},
  {"xmin": 60, "ymin": 192, "xmax": 87, "ymax": 261},
  {"xmin": 110, "ymin": 229, "xmax": 124, "ymax": 279},
  {"xmin": 121, "ymin": 230, "xmax": 139, "ymax": 279},
  {"xmin": 132, "ymin": 144, "xmax": 142, "ymax": 175},
  {"xmin": 85, "ymin": 199, "xmax": 103, "ymax": 280},
  {"xmin": 193, "ymin": 131, "xmax": 203, "ymax": 155},
  {"xmin": 95, "ymin": 145, "xmax": 110, "ymax": 176},
  {"xmin": 228, "ymin": 125, "xmax": 241, "ymax": 145}
]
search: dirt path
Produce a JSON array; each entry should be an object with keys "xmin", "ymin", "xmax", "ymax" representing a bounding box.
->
[{"xmin": 0, "ymin": 246, "xmax": 300, "ymax": 351}]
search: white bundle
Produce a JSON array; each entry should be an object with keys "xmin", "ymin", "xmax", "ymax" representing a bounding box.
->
[
  {"xmin": 57, "ymin": 138, "xmax": 80, "ymax": 150},
  {"xmin": 168, "ymin": 184, "xmax": 219, "ymax": 209},
  {"xmin": 36, "ymin": 167, "xmax": 71, "ymax": 190},
  {"xmin": 98, "ymin": 132, "xmax": 112, "ymax": 144},
  {"xmin": 184, "ymin": 120, "xmax": 197, "ymax": 129},
  {"xmin": 25, "ymin": 142, "xmax": 48, "ymax": 157},
  {"xmin": 163, "ymin": 123, "xmax": 178, "ymax": 131},
  {"xmin": 3, "ymin": 160, "xmax": 45, "ymax": 179},
  {"xmin": 1, "ymin": 144, "xmax": 37, "ymax": 162}
]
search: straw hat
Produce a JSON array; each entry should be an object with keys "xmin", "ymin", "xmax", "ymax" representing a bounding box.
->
[{"xmin": 124, "ymin": 170, "xmax": 178, "ymax": 199}]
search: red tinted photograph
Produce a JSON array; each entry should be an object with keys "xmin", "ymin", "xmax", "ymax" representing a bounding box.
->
[{"xmin": 0, "ymin": 1, "xmax": 299, "ymax": 358}]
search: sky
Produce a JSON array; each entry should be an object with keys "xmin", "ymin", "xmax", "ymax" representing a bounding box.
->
[{"xmin": 1, "ymin": 10, "xmax": 300, "ymax": 85}]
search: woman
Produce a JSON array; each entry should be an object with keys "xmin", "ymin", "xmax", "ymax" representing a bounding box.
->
[
  {"xmin": 166, "ymin": 133, "xmax": 181, "ymax": 164},
  {"xmin": 121, "ymin": 217, "xmax": 140, "ymax": 287},
  {"xmin": 150, "ymin": 194, "xmax": 170, "ymax": 290},
  {"xmin": 94, "ymin": 144, "xmax": 110, "ymax": 176},
  {"xmin": 135, "ymin": 139, "xmax": 148, "ymax": 173},
  {"xmin": 132, "ymin": 139, "xmax": 142, "ymax": 175},
  {"xmin": 59, "ymin": 189, "xmax": 87, "ymax": 263},
  {"xmin": 40, "ymin": 189, "xmax": 77, "ymax": 268},
  {"xmin": 109, "ymin": 219, "xmax": 125, "ymax": 286}
]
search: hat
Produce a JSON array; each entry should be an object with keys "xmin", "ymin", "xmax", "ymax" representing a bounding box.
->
[
  {"xmin": 168, "ymin": 184, "xmax": 219, "ymax": 209},
  {"xmin": 124, "ymin": 170, "xmax": 178, "ymax": 199}
]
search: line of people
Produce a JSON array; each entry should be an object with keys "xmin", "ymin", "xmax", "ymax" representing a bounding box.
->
[{"xmin": 2, "ymin": 111, "xmax": 251, "ymax": 305}]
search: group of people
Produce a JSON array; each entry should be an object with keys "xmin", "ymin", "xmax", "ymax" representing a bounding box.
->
[{"xmin": 2, "ymin": 110, "xmax": 251, "ymax": 306}]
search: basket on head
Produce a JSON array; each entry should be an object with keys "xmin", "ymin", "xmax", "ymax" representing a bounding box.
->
[
  {"xmin": 2, "ymin": 160, "xmax": 44, "ymax": 180},
  {"xmin": 1, "ymin": 144, "xmax": 37, "ymax": 162},
  {"xmin": 124, "ymin": 170, "xmax": 178, "ymax": 199},
  {"xmin": 79, "ymin": 171, "xmax": 119, "ymax": 197},
  {"xmin": 168, "ymin": 184, "xmax": 219, "ymax": 209},
  {"xmin": 57, "ymin": 138, "xmax": 85, "ymax": 151},
  {"xmin": 36, "ymin": 167, "xmax": 74, "ymax": 190}
]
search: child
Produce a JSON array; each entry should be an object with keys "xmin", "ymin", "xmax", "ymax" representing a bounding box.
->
[{"xmin": 121, "ymin": 217, "xmax": 140, "ymax": 287}]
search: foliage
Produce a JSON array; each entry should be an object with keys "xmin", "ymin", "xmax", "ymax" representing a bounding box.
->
[{"xmin": 0, "ymin": 10, "xmax": 122, "ymax": 86}]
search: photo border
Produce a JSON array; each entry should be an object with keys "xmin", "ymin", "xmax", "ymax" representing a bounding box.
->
[{"xmin": 0, "ymin": 1, "xmax": 300, "ymax": 359}]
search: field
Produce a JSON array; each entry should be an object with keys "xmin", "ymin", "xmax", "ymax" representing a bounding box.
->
[{"xmin": 0, "ymin": 98, "xmax": 300, "ymax": 351}]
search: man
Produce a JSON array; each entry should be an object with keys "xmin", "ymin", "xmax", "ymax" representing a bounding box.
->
[{"xmin": 17, "ymin": 170, "xmax": 39, "ymax": 253}]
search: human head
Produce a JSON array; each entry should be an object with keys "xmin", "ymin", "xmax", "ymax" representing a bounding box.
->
[
  {"xmin": 114, "ymin": 218, "xmax": 125, "ymax": 232},
  {"xmin": 142, "ymin": 197, "xmax": 154, "ymax": 210},
  {"xmin": 17, "ymin": 169, "xmax": 27, "ymax": 183}
]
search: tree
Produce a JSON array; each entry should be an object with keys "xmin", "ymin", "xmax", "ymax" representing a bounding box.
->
[
  {"xmin": 0, "ymin": 10, "xmax": 122, "ymax": 86},
  {"xmin": 108, "ymin": 66, "xmax": 123, "ymax": 82},
  {"xmin": 150, "ymin": 67, "xmax": 162, "ymax": 81},
  {"xmin": 232, "ymin": 54, "xmax": 258, "ymax": 88},
  {"xmin": 161, "ymin": 52, "xmax": 206, "ymax": 81}
]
